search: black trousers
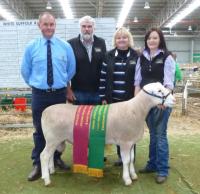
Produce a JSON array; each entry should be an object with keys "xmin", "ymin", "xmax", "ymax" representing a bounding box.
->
[{"xmin": 31, "ymin": 87, "xmax": 66, "ymax": 165}]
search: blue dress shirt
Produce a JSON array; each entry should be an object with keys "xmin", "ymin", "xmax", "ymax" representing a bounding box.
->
[{"xmin": 21, "ymin": 36, "xmax": 76, "ymax": 89}]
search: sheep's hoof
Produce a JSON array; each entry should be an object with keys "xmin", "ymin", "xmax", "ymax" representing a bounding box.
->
[
  {"xmin": 131, "ymin": 173, "xmax": 138, "ymax": 181},
  {"xmin": 45, "ymin": 182, "xmax": 53, "ymax": 187},
  {"xmin": 44, "ymin": 178, "xmax": 51, "ymax": 186},
  {"xmin": 124, "ymin": 178, "xmax": 132, "ymax": 186}
]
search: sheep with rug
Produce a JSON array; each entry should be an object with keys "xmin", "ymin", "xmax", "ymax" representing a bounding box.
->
[{"xmin": 40, "ymin": 82, "xmax": 175, "ymax": 186}]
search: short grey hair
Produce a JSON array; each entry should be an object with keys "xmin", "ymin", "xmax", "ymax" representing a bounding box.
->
[
  {"xmin": 38, "ymin": 12, "xmax": 55, "ymax": 22},
  {"xmin": 79, "ymin": 15, "xmax": 95, "ymax": 26}
]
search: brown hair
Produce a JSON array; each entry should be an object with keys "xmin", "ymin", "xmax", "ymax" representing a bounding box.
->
[{"xmin": 144, "ymin": 28, "xmax": 168, "ymax": 52}]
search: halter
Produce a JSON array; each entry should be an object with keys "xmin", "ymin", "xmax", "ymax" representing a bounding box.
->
[{"xmin": 142, "ymin": 88, "xmax": 171, "ymax": 105}]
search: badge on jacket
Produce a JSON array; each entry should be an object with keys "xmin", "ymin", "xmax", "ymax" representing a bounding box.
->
[
  {"xmin": 129, "ymin": 60, "xmax": 136, "ymax": 65},
  {"xmin": 155, "ymin": 59, "xmax": 163, "ymax": 64},
  {"xmin": 94, "ymin": 47, "xmax": 102, "ymax": 52}
]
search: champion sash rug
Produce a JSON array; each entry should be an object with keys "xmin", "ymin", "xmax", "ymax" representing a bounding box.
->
[
  {"xmin": 88, "ymin": 105, "xmax": 109, "ymax": 177},
  {"xmin": 73, "ymin": 105, "xmax": 93, "ymax": 174}
]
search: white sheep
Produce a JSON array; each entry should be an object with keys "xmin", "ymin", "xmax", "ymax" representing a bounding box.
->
[{"xmin": 40, "ymin": 82, "xmax": 175, "ymax": 186}]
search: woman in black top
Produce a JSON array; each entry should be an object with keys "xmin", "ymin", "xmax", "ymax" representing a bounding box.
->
[
  {"xmin": 134, "ymin": 28, "xmax": 175, "ymax": 184},
  {"xmin": 99, "ymin": 27, "xmax": 138, "ymax": 166}
]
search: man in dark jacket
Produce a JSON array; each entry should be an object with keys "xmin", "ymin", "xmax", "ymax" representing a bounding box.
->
[{"xmin": 67, "ymin": 16, "xmax": 106, "ymax": 105}]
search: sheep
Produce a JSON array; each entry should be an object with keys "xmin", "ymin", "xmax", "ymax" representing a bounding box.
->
[{"xmin": 40, "ymin": 82, "xmax": 175, "ymax": 186}]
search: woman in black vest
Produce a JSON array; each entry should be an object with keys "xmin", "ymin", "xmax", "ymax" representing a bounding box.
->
[
  {"xmin": 134, "ymin": 28, "xmax": 175, "ymax": 183},
  {"xmin": 99, "ymin": 27, "xmax": 138, "ymax": 166}
]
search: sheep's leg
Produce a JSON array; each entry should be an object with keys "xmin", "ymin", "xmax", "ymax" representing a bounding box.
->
[
  {"xmin": 120, "ymin": 144, "xmax": 132, "ymax": 186},
  {"xmin": 49, "ymin": 141, "xmax": 65, "ymax": 174},
  {"xmin": 49, "ymin": 154, "xmax": 55, "ymax": 175},
  {"xmin": 56, "ymin": 141, "xmax": 66, "ymax": 153},
  {"xmin": 40, "ymin": 144, "xmax": 57, "ymax": 186},
  {"xmin": 130, "ymin": 145, "xmax": 138, "ymax": 181},
  {"xmin": 40, "ymin": 147, "xmax": 51, "ymax": 186}
]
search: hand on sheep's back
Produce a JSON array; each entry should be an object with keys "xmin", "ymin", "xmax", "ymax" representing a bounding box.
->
[
  {"xmin": 102, "ymin": 100, "xmax": 107, "ymax": 105},
  {"xmin": 67, "ymin": 87, "xmax": 76, "ymax": 103}
]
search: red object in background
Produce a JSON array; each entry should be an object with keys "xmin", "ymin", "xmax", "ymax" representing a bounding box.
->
[{"xmin": 13, "ymin": 98, "xmax": 27, "ymax": 111}]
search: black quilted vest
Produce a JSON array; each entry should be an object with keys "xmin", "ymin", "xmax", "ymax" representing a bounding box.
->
[{"xmin": 140, "ymin": 52, "xmax": 170, "ymax": 88}]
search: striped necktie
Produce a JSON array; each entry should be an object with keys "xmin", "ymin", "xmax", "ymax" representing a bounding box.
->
[{"xmin": 47, "ymin": 40, "xmax": 53, "ymax": 87}]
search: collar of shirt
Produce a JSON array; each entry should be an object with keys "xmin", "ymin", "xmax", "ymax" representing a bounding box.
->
[
  {"xmin": 114, "ymin": 49, "xmax": 130, "ymax": 58},
  {"xmin": 143, "ymin": 49, "xmax": 164, "ymax": 60},
  {"xmin": 41, "ymin": 36, "xmax": 56, "ymax": 45}
]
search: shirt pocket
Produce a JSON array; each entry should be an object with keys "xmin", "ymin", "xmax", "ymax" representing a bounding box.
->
[
  {"xmin": 54, "ymin": 56, "xmax": 68, "ymax": 72},
  {"xmin": 32, "ymin": 57, "xmax": 46, "ymax": 72}
]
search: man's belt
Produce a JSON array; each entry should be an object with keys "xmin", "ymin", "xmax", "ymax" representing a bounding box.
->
[{"xmin": 32, "ymin": 87, "xmax": 66, "ymax": 93}]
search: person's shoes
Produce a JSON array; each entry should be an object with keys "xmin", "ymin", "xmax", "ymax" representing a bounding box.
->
[
  {"xmin": 138, "ymin": 167, "xmax": 156, "ymax": 173},
  {"xmin": 155, "ymin": 176, "xmax": 167, "ymax": 184},
  {"xmin": 55, "ymin": 158, "xmax": 70, "ymax": 171},
  {"xmin": 114, "ymin": 158, "xmax": 123, "ymax": 166},
  {"xmin": 27, "ymin": 165, "xmax": 41, "ymax": 181}
]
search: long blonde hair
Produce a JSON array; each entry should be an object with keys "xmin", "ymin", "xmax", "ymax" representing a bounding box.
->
[{"xmin": 112, "ymin": 27, "xmax": 134, "ymax": 48}]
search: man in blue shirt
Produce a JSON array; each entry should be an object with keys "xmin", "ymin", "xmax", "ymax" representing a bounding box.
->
[{"xmin": 21, "ymin": 12, "xmax": 76, "ymax": 182}]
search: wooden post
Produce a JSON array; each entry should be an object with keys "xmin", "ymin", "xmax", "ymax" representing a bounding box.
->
[{"xmin": 182, "ymin": 80, "xmax": 189, "ymax": 115}]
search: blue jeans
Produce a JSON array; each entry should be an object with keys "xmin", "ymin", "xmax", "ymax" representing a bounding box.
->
[
  {"xmin": 145, "ymin": 107, "xmax": 172, "ymax": 177},
  {"xmin": 73, "ymin": 91, "xmax": 101, "ymax": 105}
]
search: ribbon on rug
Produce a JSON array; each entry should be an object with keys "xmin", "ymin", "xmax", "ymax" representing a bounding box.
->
[
  {"xmin": 88, "ymin": 105, "xmax": 109, "ymax": 177},
  {"xmin": 73, "ymin": 105, "xmax": 93, "ymax": 174}
]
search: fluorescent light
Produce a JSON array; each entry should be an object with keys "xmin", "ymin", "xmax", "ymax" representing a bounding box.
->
[
  {"xmin": 116, "ymin": 0, "xmax": 135, "ymax": 28},
  {"xmin": 58, "ymin": 0, "xmax": 73, "ymax": 19},
  {"xmin": 166, "ymin": 0, "xmax": 200, "ymax": 28},
  {"xmin": 46, "ymin": 1, "xmax": 52, "ymax": 10},
  {"xmin": 188, "ymin": 25, "xmax": 192, "ymax": 31},
  {"xmin": 0, "ymin": 6, "xmax": 16, "ymax": 21},
  {"xmin": 133, "ymin": 17, "xmax": 138, "ymax": 23},
  {"xmin": 144, "ymin": 2, "xmax": 150, "ymax": 9}
]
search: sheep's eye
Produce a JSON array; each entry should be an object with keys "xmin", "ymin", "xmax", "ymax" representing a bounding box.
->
[{"xmin": 157, "ymin": 89, "xmax": 164, "ymax": 97}]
